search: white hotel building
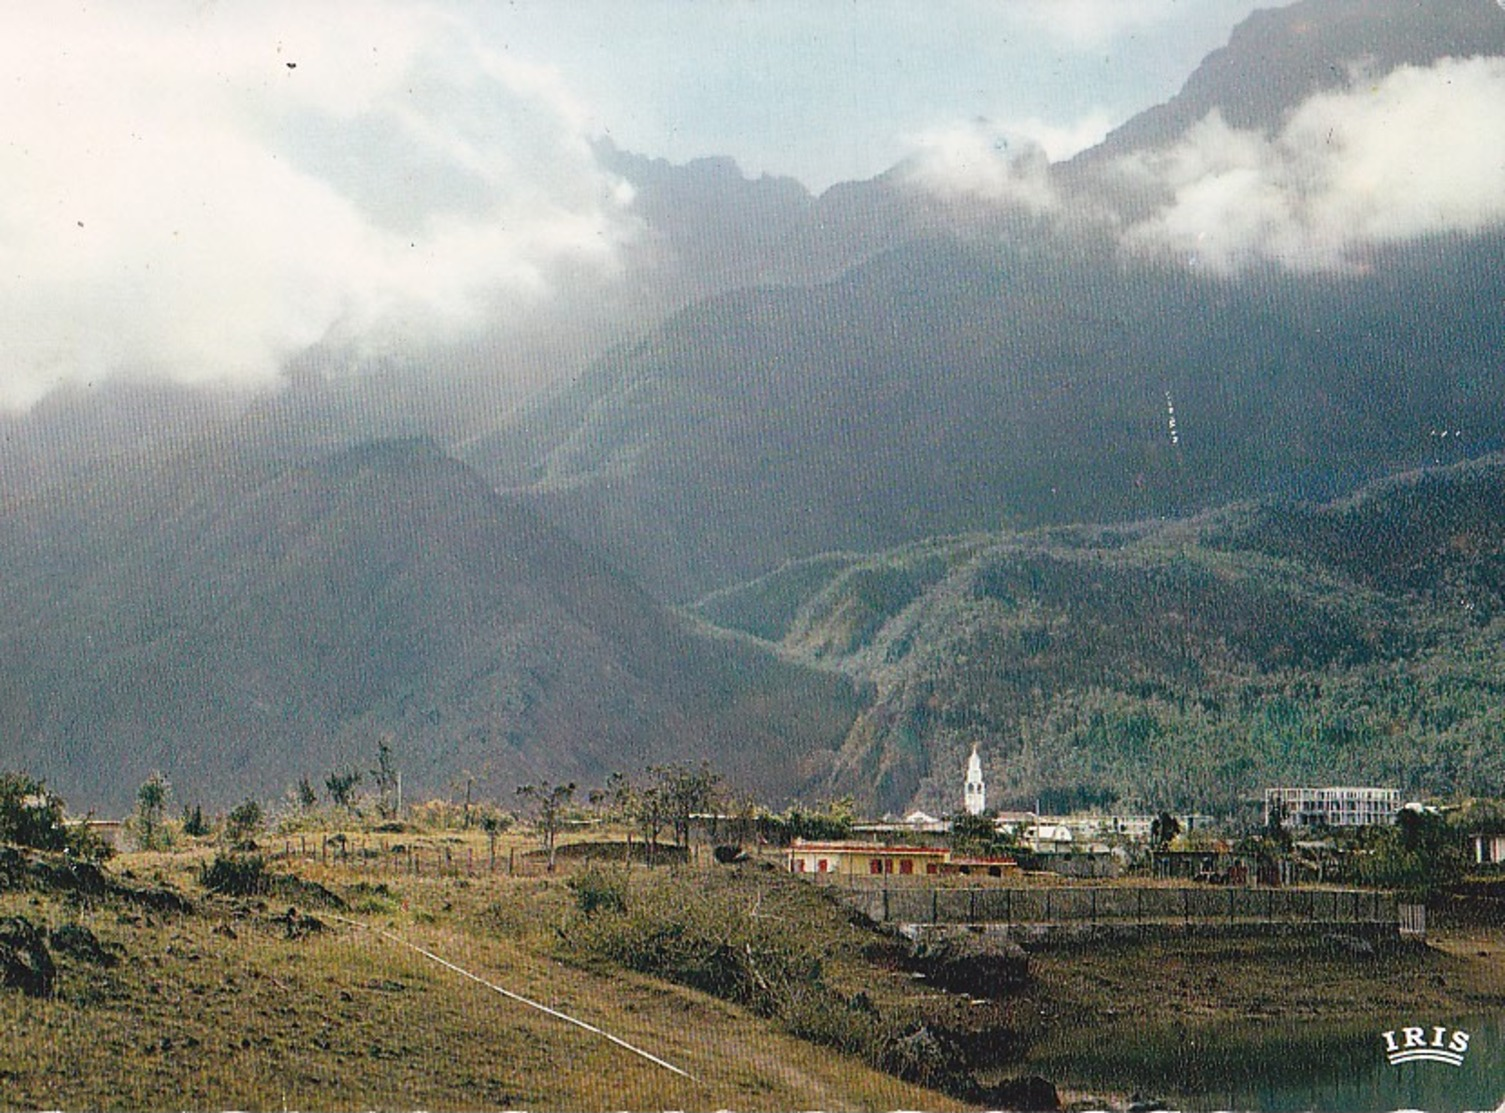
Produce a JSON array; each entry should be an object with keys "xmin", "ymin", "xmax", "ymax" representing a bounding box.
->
[{"xmin": 1264, "ymin": 786, "xmax": 1401, "ymax": 829}]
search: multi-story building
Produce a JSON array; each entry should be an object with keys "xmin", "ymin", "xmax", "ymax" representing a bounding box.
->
[{"xmin": 1264, "ymin": 786, "xmax": 1400, "ymax": 828}]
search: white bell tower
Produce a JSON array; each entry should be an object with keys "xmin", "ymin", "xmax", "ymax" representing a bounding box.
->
[{"xmin": 964, "ymin": 743, "xmax": 986, "ymax": 816}]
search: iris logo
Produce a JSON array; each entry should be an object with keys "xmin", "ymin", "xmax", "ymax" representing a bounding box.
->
[{"xmin": 1381, "ymin": 1025, "xmax": 1471, "ymax": 1067}]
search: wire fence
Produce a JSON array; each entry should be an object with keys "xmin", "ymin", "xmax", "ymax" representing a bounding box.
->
[
  {"xmin": 847, "ymin": 885, "xmax": 1398, "ymax": 928},
  {"xmin": 273, "ymin": 835, "xmax": 542, "ymax": 877}
]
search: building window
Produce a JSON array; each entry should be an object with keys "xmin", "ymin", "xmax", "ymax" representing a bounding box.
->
[
  {"xmin": 869, "ymin": 860, "xmax": 883, "ymax": 875},
  {"xmin": 817, "ymin": 859, "xmax": 828, "ymax": 873},
  {"xmin": 793, "ymin": 859, "xmax": 804, "ymax": 872},
  {"xmin": 899, "ymin": 859, "xmax": 913, "ymax": 875}
]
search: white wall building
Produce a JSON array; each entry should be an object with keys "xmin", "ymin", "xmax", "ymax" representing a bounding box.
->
[{"xmin": 1264, "ymin": 786, "xmax": 1400, "ymax": 828}]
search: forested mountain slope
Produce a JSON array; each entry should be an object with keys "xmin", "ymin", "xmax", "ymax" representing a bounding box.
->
[{"xmin": 695, "ymin": 456, "xmax": 1505, "ymax": 817}]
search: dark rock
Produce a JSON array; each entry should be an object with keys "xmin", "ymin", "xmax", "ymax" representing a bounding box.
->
[
  {"xmin": 270, "ymin": 874, "xmax": 348, "ymax": 910},
  {"xmin": 885, "ymin": 1024, "xmax": 967, "ymax": 1088},
  {"xmin": 24, "ymin": 854, "xmax": 110, "ymax": 897},
  {"xmin": 907, "ymin": 927, "xmax": 1030, "ymax": 996},
  {"xmin": 277, "ymin": 908, "xmax": 325, "ymax": 939},
  {"xmin": 0, "ymin": 916, "xmax": 56, "ymax": 997},
  {"xmin": 975, "ymin": 1074, "xmax": 1061, "ymax": 1111},
  {"xmin": 49, "ymin": 922, "xmax": 119, "ymax": 967},
  {"xmin": 124, "ymin": 885, "xmax": 193, "ymax": 915}
]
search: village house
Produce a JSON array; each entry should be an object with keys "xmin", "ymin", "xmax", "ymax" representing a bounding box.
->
[
  {"xmin": 786, "ymin": 840, "xmax": 950, "ymax": 879},
  {"xmin": 786, "ymin": 839, "xmax": 1019, "ymax": 881}
]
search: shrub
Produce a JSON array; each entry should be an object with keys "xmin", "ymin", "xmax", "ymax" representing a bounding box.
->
[
  {"xmin": 567, "ymin": 865, "xmax": 628, "ymax": 917},
  {"xmin": 199, "ymin": 853, "xmax": 268, "ymax": 896},
  {"xmin": 561, "ymin": 872, "xmax": 827, "ymax": 1018}
]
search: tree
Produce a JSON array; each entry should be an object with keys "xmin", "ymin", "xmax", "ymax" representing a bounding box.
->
[
  {"xmin": 949, "ymin": 811, "xmax": 999, "ymax": 855},
  {"xmin": 181, "ymin": 804, "xmax": 210, "ymax": 838},
  {"xmin": 225, "ymin": 799, "xmax": 264, "ymax": 844},
  {"xmin": 1355, "ymin": 805, "xmax": 1465, "ymax": 896},
  {"xmin": 1150, "ymin": 811, "xmax": 1182, "ymax": 849},
  {"xmin": 136, "ymin": 772, "xmax": 170, "ymax": 851},
  {"xmin": 1261, "ymin": 800, "xmax": 1293, "ymax": 852},
  {"xmin": 371, "ymin": 737, "xmax": 400, "ymax": 820},
  {"xmin": 607, "ymin": 772, "xmax": 662, "ymax": 864},
  {"xmin": 296, "ymin": 777, "xmax": 318, "ymax": 810},
  {"xmin": 479, "ymin": 812, "xmax": 510, "ymax": 866},
  {"xmin": 0, "ymin": 772, "xmax": 67, "ymax": 851},
  {"xmin": 649, "ymin": 762, "xmax": 723, "ymax": 850},
  {"xmin": 516, "ymin": 781, "xmax": 576, "ymax": 872},
  {"xmin": 325, "ymin": 767, "xmax": 362, "ymax": 811}
]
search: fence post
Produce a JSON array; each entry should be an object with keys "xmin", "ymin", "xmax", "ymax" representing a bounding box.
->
[
  {"xmin": 1006, "ymin": 888, "xmax": 1012, "ymax": 924},
  {"xmin": 882, "ymin": 888, "xmax": 890, "ymax": 923},
  {"xmin": 932, "ymin": 889, "xmax": 938, "ymax": 924},
  {"xmin": 969, "ymin": 888, "xmax": 977, "ymax": 924}
]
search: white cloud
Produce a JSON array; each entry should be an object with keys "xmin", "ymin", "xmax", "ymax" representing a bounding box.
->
[
  {"xmin": 0, "ymin": 3, "xmax": 636, "ymax": 409},
  {"xmin": 1117, "ymin": 56, "xmax": 1505, "ymax": 272},
  {"xmin": 901, "ymin": 122, "xmax": 1062, "ymax": 212}
]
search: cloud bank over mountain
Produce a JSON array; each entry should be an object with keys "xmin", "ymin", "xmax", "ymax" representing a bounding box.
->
[
  {"xmin": 1116, "ymin": 56, "xmax": 1505, "ymax": 271},
  {"xmin": 905, "ymin": 51, "xmax": 1505, "ymax": 272},
  {"xmin": 0, "ymin": 2, "xmax": 636, "ymax": 409}
]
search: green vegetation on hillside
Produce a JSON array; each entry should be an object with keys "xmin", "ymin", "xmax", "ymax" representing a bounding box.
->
[{"xmin": 694, "ymin": 456, "xmax": 1505, "ymax": 816}]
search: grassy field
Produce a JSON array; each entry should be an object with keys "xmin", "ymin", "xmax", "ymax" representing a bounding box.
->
[
  {"xmin": 0, "ymin": 835, "xmax": 964, "ymax": 1112},
  {"xmin": 3, "ymin": 829, "xmax": 1502, "ymax": 1111}
]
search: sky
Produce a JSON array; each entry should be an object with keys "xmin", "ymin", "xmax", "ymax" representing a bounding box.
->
[
  {"xmin": 4, "ymin": 0, "xmax": 1504, "ymax": 410},
  {"xmin": 468, "ymin": 0, "xmax": 1277, "ymax": 189}
]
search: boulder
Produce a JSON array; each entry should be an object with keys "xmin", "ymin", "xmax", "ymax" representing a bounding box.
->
[
  {"xmin": 49, "ymin": 922, "xmax": 119, "ymax": 967},
  {"xmin": 907, "ymin": 927, "xmax": 1029, "ymax": 996},
  {"xmin": 0, "ymin": 916, "xmax": 56, "ymax": 997}
]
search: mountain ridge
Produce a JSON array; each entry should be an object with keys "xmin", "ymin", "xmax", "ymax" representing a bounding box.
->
[{"xmin": 0, "ymin": 437, "xmax": 860, "ymax": 814}]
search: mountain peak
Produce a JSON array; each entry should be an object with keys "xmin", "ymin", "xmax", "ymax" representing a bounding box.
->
[{"xmin": 1070, "ymin": 0, "xmax": 1505, "ymax": 168}]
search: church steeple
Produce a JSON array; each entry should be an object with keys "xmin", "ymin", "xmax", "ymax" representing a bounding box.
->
[{"xmin": 964, "ymin": 742, "xmax": 986, "ymax": 816}]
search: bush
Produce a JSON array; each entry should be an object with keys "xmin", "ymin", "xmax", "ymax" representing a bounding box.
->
[
  {"xmin": 199, "ymin": 853, "xmax": 268, "ymax": 896},
  {"xmin": 567, "ymin": 865, "xmax": 628, "ymax": 917},
  {"xmin": 561, "ymin": 872, "xmax": 829, "ymax": 1018}
]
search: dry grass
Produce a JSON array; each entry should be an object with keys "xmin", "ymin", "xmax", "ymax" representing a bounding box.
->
[{"xmin": 0, "ymin": 842, "xmax": 965, "ymax": 1112}]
